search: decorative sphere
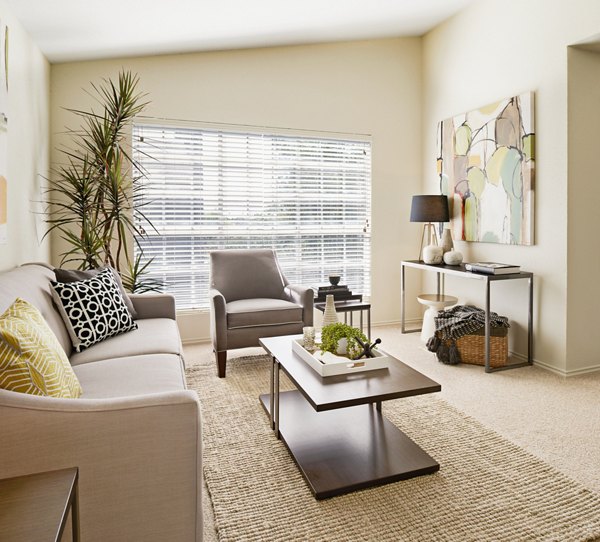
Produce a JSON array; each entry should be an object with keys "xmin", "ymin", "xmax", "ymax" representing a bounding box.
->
[
  {"xmin": 423, "ymin": 245, "xmax": 443, "ymax": 264},
  {"xmin": 443, "ymin": 250, "xmax": 463, "ymax": 265}
]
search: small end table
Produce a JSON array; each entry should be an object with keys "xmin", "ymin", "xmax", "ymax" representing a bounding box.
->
[
  {"xmin": 417, "ymin": 294, "xmax": 458, "ymax": 342},
  {"xmin": 0, "ymin": 467, "xmax": 80, "ymax": 542},
  {"xmin": 314, "ymin": 297, "xmax": 371, "ymax": 338}
]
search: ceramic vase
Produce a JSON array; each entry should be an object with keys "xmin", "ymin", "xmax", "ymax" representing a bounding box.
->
[
  {"xmin": 440, "ymin": 228, "xmax": 454, "ymax": 254},
  {"xmin": 322, "ymin": 294, "xmax": 339, "ymax": 327},
  {"xmin": 443, "ymin": 250, "xmax": 463, "ymax": 265},
  {"xmin": 336, "ymin": 337, "xmax": 348, "ymax": 356},
  {"xmin": 423, "ymin": 245, "xmax": 443, "ymax": 265}
]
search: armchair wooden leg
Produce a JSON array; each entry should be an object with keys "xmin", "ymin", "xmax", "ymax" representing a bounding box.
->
[{"xmin": 216, "ymin": 351, "xmax": 227, "ymax": 378}]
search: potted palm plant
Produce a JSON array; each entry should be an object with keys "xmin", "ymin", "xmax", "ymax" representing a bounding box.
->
[{"xmin": 45, "ymin": 70, "xmax": 159, "ymax": 292}]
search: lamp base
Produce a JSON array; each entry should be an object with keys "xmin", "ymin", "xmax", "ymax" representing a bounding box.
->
[{"xmin": 418, "ymin": 223, "xmax": 440, "ymax": 262}]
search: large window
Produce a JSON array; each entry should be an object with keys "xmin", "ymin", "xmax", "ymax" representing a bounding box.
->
[{"xmin": 132, "ymin": 123, "xmax": 371, "ymax": 310}]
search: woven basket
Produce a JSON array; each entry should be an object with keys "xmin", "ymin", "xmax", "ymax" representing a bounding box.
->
[{"xmin": 439, "ymin": 328, "xmax": 508, "ymax": 367}]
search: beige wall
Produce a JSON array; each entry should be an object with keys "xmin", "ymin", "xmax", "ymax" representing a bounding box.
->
[
  {"xmin": 566, "ymin": 45, "xmax": 600, "ymax": 373},
  {"xmin": 422, "ymin": 0, "xmax": 600, "ymax": 374},
  {"xmin": 50, "ymin": 38, "xmax": 424, "ymax": 342},
  {"xmin": 0, "ymin": 1, "xmax": 50, "ymax": 271}
]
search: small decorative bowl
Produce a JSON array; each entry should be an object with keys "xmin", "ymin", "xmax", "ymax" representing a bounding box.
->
[{"xmin": 328, "ymin": 275, "xmax": 341, "ymax": 286}]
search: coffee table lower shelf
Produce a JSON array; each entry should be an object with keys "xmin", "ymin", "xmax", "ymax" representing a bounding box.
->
[{"xmin": 259, "ymin": 390, "xmax": 439, "ymax": 499}]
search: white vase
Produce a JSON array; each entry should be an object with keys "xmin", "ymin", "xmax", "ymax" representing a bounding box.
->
[
  {"xmin": 322, "ymin": 294, "xmax": 339, "ymax": 327},
  {"xmin": 440, "ymin": 228, "xmax": 454, "ymax": 254},
  {"xmin": 443, "ymin": 250, "xmax": 463, "ymax": 265},
  {"xmin": 336, "ymin": 337, "xmax": 348, "ymax": 355},
  {"xmin": 423, "ymin": 245, "xmax": 443, "ymax": 264}
]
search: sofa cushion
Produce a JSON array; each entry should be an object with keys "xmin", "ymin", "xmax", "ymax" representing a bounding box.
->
[
  {"xmin": 0, "ymin": 298, "xmax": 82, "ymax": 398},
  {"xmin": 54, "ymin": 266, "xmax": 138, "ymax": 319},
  {"xmin": 51, "ymin": 269, "xmax": 137, "ymax": 352},
  {"xmin": 226, "ymin": 298, "xmax": 303, "ymax": 329},
  {"xmin": 69, "ymin": 318, "xmax": 182, "ymax": 366},
  {"xmin": 73, "ymin": 354, "xmax": 185, "ymax": 398},
  {"xmin": 0, "ymin": 265, "xmax": 72, "ymax": 356}
]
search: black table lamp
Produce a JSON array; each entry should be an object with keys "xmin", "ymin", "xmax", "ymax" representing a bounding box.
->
[{"xmin": 410, "ymin": 195, "xmax": 450, "ymax": 261}]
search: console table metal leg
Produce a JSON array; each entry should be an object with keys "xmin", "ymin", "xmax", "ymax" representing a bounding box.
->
[
  {"xmin": 360, "ymin": 310, "xmax": 363, "ymax": 334},
  {"xmin": 350, "ymin": 311, "xmax": 353, "ymax": 327},
  {"xmin": 528, "ymin": 276, "xmax": 534, "ymax": 364},
  {"xmin": 376, "ymin": 401, "xmax": 382, "ymax": 412},
  {"xmin": 401, "ymin": 264, "xmax": 406, "ymax": 333},
  {"xmin": 367, "ymin": 308, "xmax": 371, "ymax": 340},
  {"xmin": 484, "ymin": 279, "xmax": 491, "ymax": 373}
]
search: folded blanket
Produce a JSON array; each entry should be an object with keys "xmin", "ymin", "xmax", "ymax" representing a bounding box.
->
[{"xmin": 426, "ymin": 305, "xmax": 509, "ymax": 365}]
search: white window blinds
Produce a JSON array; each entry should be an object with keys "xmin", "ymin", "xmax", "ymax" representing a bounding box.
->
[{"xmin": 132, "ymin": 123, "xmax": 371, "ymax": 310}]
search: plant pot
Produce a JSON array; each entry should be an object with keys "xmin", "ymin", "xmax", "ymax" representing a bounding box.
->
[{"xmin": 336, "ymin": 338, "xmax": 348, "ymax": 355}]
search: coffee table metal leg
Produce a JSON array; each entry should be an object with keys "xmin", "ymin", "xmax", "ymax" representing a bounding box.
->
[
  {"xmin": 270, "ymin": 356, "xmax": 275, "ymax": 430},
  {"xmin": 274, "ymin": 360, "xmax": 280, "ymax": 439}
]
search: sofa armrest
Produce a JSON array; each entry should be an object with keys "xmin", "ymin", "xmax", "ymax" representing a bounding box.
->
[
  {"xmin": 129, "ymin": 293, "xmax": 176, "ymax": 320},
  {"xmin": 284, "ymin": 284, "xmax": 314, "ymax": 326},
  {"xmin": 0, "ymin": 389, "xmax": 202, "ymax": 541},
  {"xmin": 209, "ymin": 288, "xmax": 227, "ymax": 352}
]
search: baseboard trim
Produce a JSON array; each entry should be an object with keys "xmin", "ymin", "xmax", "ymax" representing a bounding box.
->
[
  {"xmin": 510, "ymin": 351, "xmax": 600, "ymax": 376},
  {"xmin": 182, "ymin": 337, "xmax": 210, "ymax": 345}
]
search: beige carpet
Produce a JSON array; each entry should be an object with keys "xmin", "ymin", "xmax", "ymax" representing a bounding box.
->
[{"xmin": 187, "ymin": 355, "xmax": 600, "ymax": 542}]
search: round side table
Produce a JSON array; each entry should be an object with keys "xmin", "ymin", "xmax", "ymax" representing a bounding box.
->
[{"xmin": 417, "ymin": 294, "xmax": 458, "ymax": 342}]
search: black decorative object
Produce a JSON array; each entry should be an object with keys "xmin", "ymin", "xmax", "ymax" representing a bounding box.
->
[
  {"xmin": 353, "ymin": 337, "xmax": 382, "ymax": 360},
  {"xmin": 328, "ymin": 274, "xmax": 341, "ymax": 286}
]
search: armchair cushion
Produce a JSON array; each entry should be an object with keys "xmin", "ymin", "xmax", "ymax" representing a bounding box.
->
[
  {"xmin": 210, "ymin": 249, "xmax": 287, "ymax": 302},
  {"xmin": 226, "ymin": 298, "xmax": 303, "ymax": 329}
]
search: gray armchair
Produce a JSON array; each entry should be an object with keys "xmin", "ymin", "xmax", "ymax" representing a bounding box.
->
[{"xmin": 209, "ymin": 249, "xmax": 313, "ymax": 377}]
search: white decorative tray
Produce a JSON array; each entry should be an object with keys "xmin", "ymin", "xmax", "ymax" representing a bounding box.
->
[{"xmin": 291, "ymin": 338, "xmax": 391, "ymax": 377}]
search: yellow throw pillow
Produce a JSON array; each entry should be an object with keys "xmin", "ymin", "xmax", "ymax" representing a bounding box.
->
[{"xmin": 0, "ymin": 298, "xmax": 82, "ymax": 398}]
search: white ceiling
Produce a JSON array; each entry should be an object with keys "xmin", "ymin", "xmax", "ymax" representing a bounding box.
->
[{"xmin": 5, "ymin": 0, "xmax": 475, "ymax": 63}]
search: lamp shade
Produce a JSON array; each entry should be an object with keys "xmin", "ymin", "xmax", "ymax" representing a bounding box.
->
[{"xmin": 410, "ymin": 195, "xmax": 450, "ymax": 223}]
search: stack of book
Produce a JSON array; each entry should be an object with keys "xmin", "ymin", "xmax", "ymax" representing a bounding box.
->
[
  {"xmin": 313, "ymin": 284, "xmax": 361, "ymax": 303},
  {"xmin": 465, "ymin": 262, "xmax": 521, "ymax": 275}
]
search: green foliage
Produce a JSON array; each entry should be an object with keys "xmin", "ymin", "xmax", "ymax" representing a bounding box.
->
[
  {"xmin": 319, "ymin": 323, "xmax": 368, "ymax": 360},
  {"xmin": 121, "ymin": 253, "xmax": 162, "ymax": 294},
  {"xmin": 44, "ymin": 70, "xmax": 160, "ymax": 293}
]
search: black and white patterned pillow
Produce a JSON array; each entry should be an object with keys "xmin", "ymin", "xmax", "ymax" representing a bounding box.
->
[{"xmin": 51, "ymin": 268, "xmax": 137, "ymax": 352}]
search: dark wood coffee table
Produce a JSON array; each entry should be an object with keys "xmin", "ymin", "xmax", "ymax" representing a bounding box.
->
[{"xmin": 259, "ymin": 335, "xmax": 441, "ymax": 499}]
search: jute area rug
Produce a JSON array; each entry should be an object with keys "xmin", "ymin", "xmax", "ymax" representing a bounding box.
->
[{"xmin": 187, "ymin": 355, "xmax": 600, "ymax": 542}]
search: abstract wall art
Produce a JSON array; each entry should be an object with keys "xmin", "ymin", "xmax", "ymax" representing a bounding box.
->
[
  {"xmin": 437, "ymin": 92, "xmax": 535, "ymax": 245},
  {"xmin": 0, "ymin": 20, "xmax": 7, "ymax": 245}
]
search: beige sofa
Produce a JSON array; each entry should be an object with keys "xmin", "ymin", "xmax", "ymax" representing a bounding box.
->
[{"xmin": 0, "ymin": 263, "xmax": 202, "ymax": 542}]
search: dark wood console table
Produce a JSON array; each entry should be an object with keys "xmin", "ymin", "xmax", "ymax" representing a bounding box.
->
[{"xmin": 400, "ymin": 260, "xmax": 533, "ymax": 373}]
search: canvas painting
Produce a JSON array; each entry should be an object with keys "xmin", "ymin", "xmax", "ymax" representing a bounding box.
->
[
  {"xmin": 437, "ymin": 92, "xmax": 535, "ymax": 245},
  {"xmin": 0, "ymin": 21, "xmax": 7, "ymax": 244}
]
